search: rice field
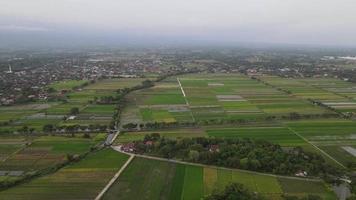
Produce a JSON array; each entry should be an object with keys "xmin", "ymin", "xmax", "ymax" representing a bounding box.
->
[
  {"xmin": 0, "ymin": 136, "xmax": 100, "ymax": 173},
  {"xmin": 102, "ymin": 157, "xmax": 336, "ymax": 200},
  {"xmin": 0, "ymin": 149, "xmax": 129, "ymax": 200},
  {"xmin": 121, "ymin": 73, "xmax": 331, "ymax": 124},
  {"xmin": 259, "ymin": 75, "xmax": 356, "ymax": 114}
]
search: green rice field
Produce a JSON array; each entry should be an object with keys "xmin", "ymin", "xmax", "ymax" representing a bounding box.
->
[
  {"xmin": 0, "ymin": 149, "xmax": 129, "ymax": 200},
  {"xmin": 102, "ymin": 157, "xmax": 336, "ymax": 200}
]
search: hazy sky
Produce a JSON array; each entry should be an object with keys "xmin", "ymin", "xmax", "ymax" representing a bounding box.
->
[{"xmin": 1, "ymin": 0, "xmax": 356, "ymax": 47}]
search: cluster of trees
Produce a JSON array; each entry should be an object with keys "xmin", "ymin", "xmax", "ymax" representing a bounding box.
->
[
  {"xmin": 69, "ymin": 107, "xmax": 79, "ymax": 115},
  {"xmin": 204, "ymin": 183, "xmax": 263, "ymax": 200},
  {"xmin": 43, "ymin": 124, "xmax": 108, "ymax": 135},
  {"xmin": 132, "ymin": 134, "xmax": 343, "ymax": 177},
  {"xmin": 122, "ymin": 121, "xmax": 197, "ymax": 130}
]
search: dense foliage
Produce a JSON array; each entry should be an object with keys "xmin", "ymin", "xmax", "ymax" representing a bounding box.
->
[
  {"xmin": 204, "ymin": 183, "xmax": 263, "ymax": 200},
  {"xmin": 132, "ymin": 134, "xmax": 343, "ymax": 177}
]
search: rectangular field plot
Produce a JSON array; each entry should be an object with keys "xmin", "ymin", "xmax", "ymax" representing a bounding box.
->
[
  {"xmin": 278, "ymin": 177, "xmax": 336, "ymax": 199},
  {"xmin": 115, "ymin": 128, "xmax": 206, "ymax": 143},
  {"xmin": 81, "ymin": 104, "xmax": 116, "ymax": 115},
  {"xmin": 0, "ymin": 149, "xmax": 129, "ymax": 200},
  {"xmin": 103, "ymin": 157, "xmax": 334, "ymax": 200},
  {"xmin": 0, "ymin": 144, "xmax": 23, "ymax": 161},
  {"xmin": 286, "ymin": 119, "xmax": 356, "ymax": 142},
  {"xmin": 140, "ymin": 108, "xmax": 176, "ymax": 123},
  {"xmin": 206, "ymin": 126, "xmax": 305, "ymax": 146},
  {"xmin": 319, "ymin": 145, "xmax": 356, "ymax": 168},
  {"xmin": 102, "ymin": 157, "xmax": 177, "ymax": 200}
]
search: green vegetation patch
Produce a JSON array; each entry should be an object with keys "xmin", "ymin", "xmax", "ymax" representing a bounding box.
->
[{"xmin": 206, "ymin": 127, "xmax": 305, "ymax": 146}]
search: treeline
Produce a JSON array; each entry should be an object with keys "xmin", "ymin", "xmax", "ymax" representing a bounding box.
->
[
  {"xmin": 131, "ymin": 134, "xmax": 343, "ymax": 179},
  {"xmin": 205, "ymin": 183, "xmax": 323, "ymax": 200}
]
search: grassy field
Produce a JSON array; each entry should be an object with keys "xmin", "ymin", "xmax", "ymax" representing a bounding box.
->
[
  {"xmin": 102, "ymin": 157, "xmax": 336, "ymax": 200},
  {"xmin": 0, "ymin": 149, "xmax": 129, "ymax": 200}
]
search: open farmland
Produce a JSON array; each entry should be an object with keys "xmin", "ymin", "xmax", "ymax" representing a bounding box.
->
[
  {"xmin": 121, "ymin": 73, "xmax": 330, "ymax": 125},
  {"xmin": 102, "ymin": 157, "xmax": 336, "ymax": 200},
  {"xmin": 0, "ymin": 135, "xmax": 102, "ymax": 176},
  {"xmin": 0, "ymin": 149, "xmax": 129, "ymax": 200},
  {"xmin": 285, "ymin": 119, "xmax": 356, "ymax": 167},
  {"xmin": 258, "ymin": 76, "xmax": 356, "ymax": 115}
]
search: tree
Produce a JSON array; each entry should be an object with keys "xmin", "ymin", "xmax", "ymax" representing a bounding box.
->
[
  {"xmin": 188, "ymin": 150, "xmax": 199, "ymax": 161},
  {"xmin": 204, "ymin": 183, "xmax": 263, "ymax": 200},
  {"xmin": 43, "ymin": 124, "xmax": 54, "ymax": 133},
  {"xmin": 70, "ymin": 107, "xmax": 79, "ymax": 115},
  {"xmin": 47, "ymin": 87, "xmax": 56, "ymax": 93}
]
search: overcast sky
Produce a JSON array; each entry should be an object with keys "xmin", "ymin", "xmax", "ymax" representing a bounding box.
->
[{"xmin": 1, "ymin": 0, "xmax": 356, "ymax": 47}]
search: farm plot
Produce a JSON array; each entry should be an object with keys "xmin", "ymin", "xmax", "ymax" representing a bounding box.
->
[
  {"xmin": 259, "ymin": 76, "xmax": 356, "ymax": 114},
  {"xmin": 206, "ymin": 126, "xmax": 306, "ymax": 147},
  {"xmin": 121, "ymin": 78, "xmax": 192, "ymax": 123},
  {"xmin": 103, "ymin": 157, "xmax": 335, "ymax": 200},
  {"xmin": 286, "ymin": 119, "xmax": 356, "ymax": 168},
  {"xmin": 121, "ymin": 73, "xmax": 329, "ymax": 125},
  {"xmin": 48, "ymin": 80, "xmax": 88, "ymax": 91},
  {"xmin": 0, "ymin": 104, "xmax": 49, "ymax": 123},
  {"xmin": 318, "ymin": 145, "xmax": 356, "ymax": 168},
  {"xmin": 0, "ymin": 138, "xmax": 25, "ymax": 162},
  {"xmin": 0, "ymin": 136, "xmax": 98, "ymax": 173},
  {"xmin": 0, "ymin": 149, "xmax": 129, "ymax": 200},
  {"xmin": 115, "ymin": 128, "xmax": 206, "ymax": 143},
  {"xmin": 285, "ymin": 119, "xmax": 356, "ymax": 143},
  {"xmin": 179, "ymin": 73, "xmax": 328, "ymax": 121}
]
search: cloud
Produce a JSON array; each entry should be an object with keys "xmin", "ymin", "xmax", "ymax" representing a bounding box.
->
[{"xmin": 0, "ymin": 0, "xmax": 356, "ymax": 46}]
